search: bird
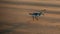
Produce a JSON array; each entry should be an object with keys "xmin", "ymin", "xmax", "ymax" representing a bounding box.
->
[{"xmin": 29, "ymin": 9, "xmax": 46, "ymax": 21}]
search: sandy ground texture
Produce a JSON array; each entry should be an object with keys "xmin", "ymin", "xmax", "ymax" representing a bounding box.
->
[{"xmin": 0, "ymin": 0, "xmax": 60, "ymax": 34}]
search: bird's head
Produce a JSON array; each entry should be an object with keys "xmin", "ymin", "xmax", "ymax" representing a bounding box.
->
[{"xmin": 40, "ymin": 9, "xmax": 46, "ymax": 15}]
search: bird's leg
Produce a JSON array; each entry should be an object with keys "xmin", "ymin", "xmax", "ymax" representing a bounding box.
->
[
  {"xmin": 32, "ymin": 16, "xmax": 34, "ymax": 21},
  {"xmin": 35, "ymin": 16, "xmax": 38, "ymax": 21}
]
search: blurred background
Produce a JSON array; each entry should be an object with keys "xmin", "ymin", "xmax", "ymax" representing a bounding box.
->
[{"xmin": 0, "ymin": 0, "xmax": 60, "ymax": 34}]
